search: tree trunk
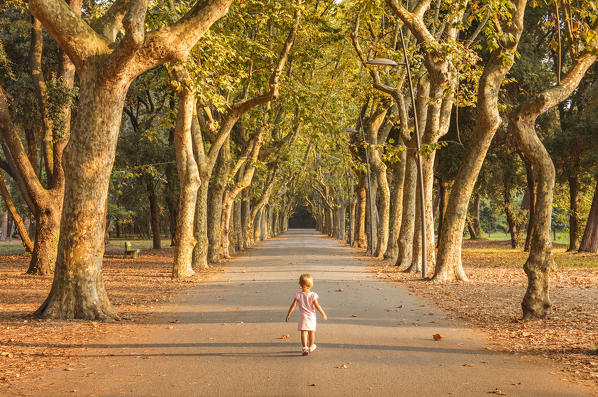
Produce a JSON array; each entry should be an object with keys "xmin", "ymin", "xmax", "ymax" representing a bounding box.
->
[
  {"xmin": 191, "ymin": 177, "xmax": 210, "ymax": 269},
  {"xmin": 0, "ymin": 172, "xmax": 34, "ymax": 253},
  {"xmin": 407, "ymin": 182, "xmax": 423, "ymax": 273},
  {"xmin": 221, "ymin": 192, "xmax": 235, "ymax": 259},
  {"xmin": 420, "ymin": 150, "xmax": 437, "ymax": 269},
  {"xmin": 523, "ymin": 159, "xmax": 537, "ymax": 252},
  {"xmin": 207, "ymin": 145, "xmax": 230, "ymax": 263},
  {"xmin": 326, "ymin": 206, "xmax": 333, "ymax": 237},
  {"xmin": 396, "ymin": 143, "xmax": 417, "ymax": 268},
  {"xmin": 510, "ymin": 53, "xmax": 596, "ymax": 319},
  {"xmin": 436, "ymin": 180, "xmax": 449, "ymax": 247},
  {"xmin": 27, "ymin": 202, "xmax": 61, "ymax": 275},
  {"xmin": 433, "ymin": 0, "xmax": 527, "ymax": 281},
  {"xmin": 567, "ymin": 174, "xmax": 580, "ymax": 251},
  {"xmin": 171, "ymin": 74, "xmax": 199, "ymax": 278},
  {"xmin": 466, "ymin": 217, "xmax": 478, "ymax": 240},
  {"xmin": 241, "ymin": 191, "xmax": 250, "ymax": 249},
  {"xmin": 1, "ymin": 211, "xmax": 7, "ymax": 240},
  {"xmin": 337, "ymin": 203, "xmax": 346, "ymax": 240},
  {"xmin": 165, "ymin": 164, "xmax": 178, "ymax": 247},
  {"xmin": 233, "ymin": 198, "xmax": 243, "ymax": 252},
  {"xmin": 473, "ymin": 192, "xmax": 481, "ymax": 238},
  {"xmin": 348, "ymin": 196, "xmax": 356, "ymax": 246},
  {"xmin": 354, "ymin": 173, "xmax": 366, "ymax": 247},
  {"xmin": 373, "ymin": 161, "xmax": 390, "ymax": 258},
  {"xmin": 36, "ymin": 78, "xmax": 127, "ymax": 320},
  {"xmin": 385, "ymin": 146, "xmax": 406, "ymax": 261},
  {"xmin": 504, "ymin": 184, "xmax": 525, "ymax": 248},
  {"xmin": 146, "ymin": 180, "xmax": 161, "ymax": 249},
  {"xmin": 579, "ymin": 178, "xmax": 598, "ymax": 253}
]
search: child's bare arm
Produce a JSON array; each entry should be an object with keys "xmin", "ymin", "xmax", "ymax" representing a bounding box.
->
[
  {"xmin": 314, "ymin": 299, "xmax": 327, "ymax": 321},
  {"xmin": 285, "ymin": 299, "xmax": 297, "ymax": 322}
]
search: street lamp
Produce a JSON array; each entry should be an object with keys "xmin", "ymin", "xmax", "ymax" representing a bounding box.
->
[
  {"xmin": 346, "ymin": 126, "xmax": 375, "ymax": 257},
  {"xmin": 366, "ymin": 28, "xmax": 428, "ymax": 279}
]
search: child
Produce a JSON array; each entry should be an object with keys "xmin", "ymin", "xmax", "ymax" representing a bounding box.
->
[{"xmin": 285, "ymin": 273, "xmax": 327, "ymax": 356}]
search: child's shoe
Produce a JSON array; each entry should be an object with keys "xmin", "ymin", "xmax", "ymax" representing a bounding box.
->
[
  {"xmin": 309, "ymin": 344, "xmax": 317, "ymax": 353},
  {"xmin": 302, "ymin": 348, "xmax": 309, "ymax": 356}
]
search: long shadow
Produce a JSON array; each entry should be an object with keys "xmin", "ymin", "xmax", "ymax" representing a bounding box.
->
[{"xmin": 2, "ymin": 341, "xmax": 499, "ymax": 357}]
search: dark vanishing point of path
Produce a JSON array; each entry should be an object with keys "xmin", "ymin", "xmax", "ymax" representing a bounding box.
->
[{"xmin": 6, "ymin": 230, "xmax": 593, "ymax": 396}]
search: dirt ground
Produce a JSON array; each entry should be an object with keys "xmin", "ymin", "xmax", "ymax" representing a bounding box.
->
[
  {"xmin": 0, "ymin": 248, "xmax": 219, "ymax": 384},
  {"xmin": 369, "ymin": 239, "xmax": 598, "ymax": 392}
]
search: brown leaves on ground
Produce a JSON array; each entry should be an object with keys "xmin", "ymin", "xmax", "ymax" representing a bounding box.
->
[
  {"xmin": 0, "ymin": 248, "xmax": 216, "ymax": 386},
  {"xmin": 432, "ymin": 333, "xmax": 444, "ymax": 341},
  {"xmin": 371, "ymin": 239, "xmax": 598, "ymax": 391}
]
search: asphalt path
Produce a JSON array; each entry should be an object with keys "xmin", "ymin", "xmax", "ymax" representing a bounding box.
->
[{"xmin": 5, "ymin": 229, "xmax": 593, "ymax": 396}]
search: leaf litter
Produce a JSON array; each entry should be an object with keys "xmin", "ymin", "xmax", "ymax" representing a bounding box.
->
[
  {"xmin": 0, "ymin": 248, "xmax": 218, "ymax": 390},
  {"xmin": 369, "ymin": 239, "xmax": 598, "ymax": 391}
]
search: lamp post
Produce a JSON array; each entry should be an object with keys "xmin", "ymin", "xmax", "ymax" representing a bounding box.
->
[
  {"xmin": 365, "ymin": 28, "xmax": 427, "ymax": 278},
  {"xmin": 346, "ymin": 124, "xmax": 375, "ymax": 257}
]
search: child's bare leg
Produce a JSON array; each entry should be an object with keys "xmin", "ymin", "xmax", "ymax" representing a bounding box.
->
[
  {"xmin": 300, "ymin": 331, "xmax": 308, "ymax": 348},
  {"xmin": 308, "ymin": 331, "xmax": 315, "ymax": 347}
]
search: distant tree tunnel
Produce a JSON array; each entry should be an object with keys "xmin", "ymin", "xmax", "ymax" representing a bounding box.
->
[{"xmin": 288, "ymin": 204, "xmax": 316, "ymax": 229}]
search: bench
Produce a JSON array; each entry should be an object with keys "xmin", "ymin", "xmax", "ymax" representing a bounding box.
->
[{"xmin": 124, "ymin": 241, "xmax": 140, "ymax": 259}]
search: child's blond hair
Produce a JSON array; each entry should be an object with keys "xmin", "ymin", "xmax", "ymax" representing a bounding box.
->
[{"xmin": 299, "ymin": 274, "xmax": 313, "ymax": 289}]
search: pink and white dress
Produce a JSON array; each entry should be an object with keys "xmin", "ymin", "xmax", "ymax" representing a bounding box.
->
[{"xmin": 295, "ymin": 291, "xmax": 319, "ymax": 331}]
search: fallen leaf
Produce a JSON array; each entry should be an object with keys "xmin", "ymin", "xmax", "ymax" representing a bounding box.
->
[
  {"xmin": 280, "ymin": 334, "xmax": 290, "ymax": 339},
  {"xmin": 336, "ymin": 364, "xmax": 348, "ymax": 369},
  {"xmin": 487, "ymin": 388, "xmax": 507, "ymax": 395},
  {"xmin": 433, "ymin": 334, "xmax": 444, "ymax": 341}
]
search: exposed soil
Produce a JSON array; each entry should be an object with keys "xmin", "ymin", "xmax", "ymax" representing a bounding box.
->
[
  {"xmin": 369, "ymin": 239, "xmax": 598, "ymax": 393},
  {"xmin": 0, "ymin": 248, "xmax": 219, "ymax": 384}
]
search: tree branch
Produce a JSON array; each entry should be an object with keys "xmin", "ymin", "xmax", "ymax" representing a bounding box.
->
[
  {"xmin": 90, "ymin": 0, "xmax": 131, "ymax": 42},
  {"xmin": 133, "ymin": 0, "xmax": 235, "ymax": 72},
  {"xmin": 29, "ymin": 0, "xmax": 111, "ymax": 68},
  {"xmin": 107, "ymin": 0, "xmax": 149, "ymax": 71}
]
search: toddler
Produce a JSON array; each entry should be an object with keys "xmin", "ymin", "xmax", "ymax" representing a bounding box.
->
[{"xmin": 285, "ymin": 274, "xmax": 327, "ymax": 356}]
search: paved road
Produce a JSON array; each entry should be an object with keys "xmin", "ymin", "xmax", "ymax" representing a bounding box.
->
[{"xmin": 6, "ymin": 230, "xmax": 593, "ymax": 396}]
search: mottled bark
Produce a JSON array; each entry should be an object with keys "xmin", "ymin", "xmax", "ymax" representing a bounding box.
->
[
  {"xmin": 433, "ymin": 0, "xmax": 525, "ymax": 281},
  {"xmin": 36, "ymin": 79, "xmax": 126, "ymax": 320},
  {"xmin": 579, "ymin": 178, "xmax": 598, "ymax": 253},
  {"xmin": 509, "ymin": 53, "xmax": 597, "ymax": 319},
  {"xmin": 337, "ymin": 203, "xmax": 346, "ymax": 240},
  {"xmin": 523, "ymin": 159, "xmax": 537, "ymax": 252},
  {"xmin": 165, "ymin": 164, "xmax": 178, "ymax": 247},
  {"xmin": 348, "ymin": 196, "xmax": 356, "ymax": 245},
  {"xmin": 385, "ymin": 143, "xmax": 406, "ymax": 261},
  {"xmin": 29, "ymin": 17, "xmax": 54, "ymax": 181},
  {"xmin": 365, "ymin": 108, "xmax": 391, "ymax": 258},
  {"xmin": 29, "ymin": 0, "xmax": 233, "ymax": 319},
  {"xmin": 246, "ymin": 170, "xmax": 277, "ymax": 247},
  {"xmin": 354, "ymin": 173, "xmax": 366, "ymax": 247},
  {"xmin": 172, "ymin": 70, "xmax": 199, "ymax": 278},
  {"xmin": 233, "ymin": 198, "xmax": 243, "ymax": 252},
  {"xmin": 1, "ymin": 211, "xmax": 7, "ymax": 240},
  {"xmin": 473, "ymin": 193, "xmax": 481, "ymax": 238},
  {"xmin": 397, "ymin": 143, "xmax": 417, "ymax": 268},
  {"xmin": 207, "ymin": 144, "xmax": 230, "ymax": 263},
  {"xmin": 436, "ymin": 180, "xmax": 450, "ymax": 247}
]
